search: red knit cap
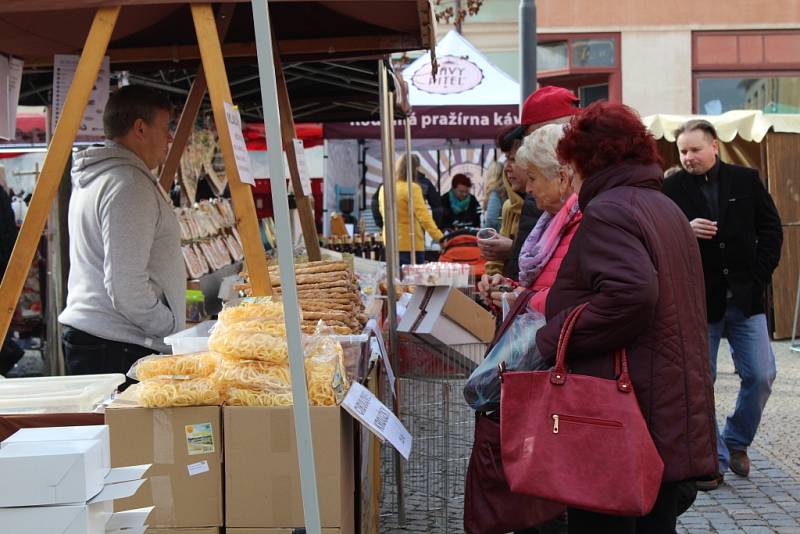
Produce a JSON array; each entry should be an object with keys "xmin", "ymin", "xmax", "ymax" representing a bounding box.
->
[{"xmin": 520, "ymin": 86, "xmax": 580, "ymax": 126}]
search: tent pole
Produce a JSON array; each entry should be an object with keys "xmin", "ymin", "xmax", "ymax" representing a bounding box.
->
[
  {"xmin": 379, "ymin": 59, "xmax": 406, "ymax": 526},
  {"xmin": 250, "ymin": 2, "xmax": 322, "ymax": 533},
  {"xmin": 191, "ymin": 3, "xmax": 272, "ymax": 296},
  {"xmin": 405, "ymin": 118, "xmax": 415, "ymax": 266},
  {"xmin": 0, "ymin": 6, "xmax": 120, "ymax": 348},
  {"xmin": 159, "ymin": 4, "xmax": 236, "ymax": 192}
]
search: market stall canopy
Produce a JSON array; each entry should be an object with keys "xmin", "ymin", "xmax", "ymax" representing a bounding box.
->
[
  {"xmin": 9, "ymin": 2, "xmax": 431, "ymax": 124},
  {"xmin": 0, "ymin": 1, "xmax": 435, "ymax": 65},
  {"xmin": 325, "ymin": 29, "xmax": 519, "ymax": 139},
  {"xmin": 643, "ymin": 110, "xmax": 800, "ymax": 143}
]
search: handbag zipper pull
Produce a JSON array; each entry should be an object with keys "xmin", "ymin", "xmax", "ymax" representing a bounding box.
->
[{"xmin": 552, "ymin": 414, "xmax": 559, "ymax": 434}]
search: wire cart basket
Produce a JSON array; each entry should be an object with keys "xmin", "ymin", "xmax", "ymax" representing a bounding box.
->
[{"xmin": 380, "ymin": 336, "xmax": 487, "ymax": 533}]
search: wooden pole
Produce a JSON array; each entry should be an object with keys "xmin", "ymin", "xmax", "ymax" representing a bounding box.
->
[
  {"xmin": 191, "ymin": 3, "xmax": 272, "ymax": 296},
  {"xmin": 271, "ymin": 36, "xmax": 322, "ymax": 261},
  {"xmin": 159, "ymin": 3, "xmax": 236, "ymax": 192},
  {"xmin": 0, "ymin": 6, "xmax": 120, "ymax": 345}
]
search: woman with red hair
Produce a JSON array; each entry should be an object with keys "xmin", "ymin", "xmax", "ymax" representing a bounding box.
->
[{"xmin": 533, "ymin": 102, "xmax": 717, "ymax": 532}]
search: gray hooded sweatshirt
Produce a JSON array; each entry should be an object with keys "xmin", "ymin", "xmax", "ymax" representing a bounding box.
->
[{"xmin": 59, "ymin": 142, "xmax": 186, "ymax": 353}]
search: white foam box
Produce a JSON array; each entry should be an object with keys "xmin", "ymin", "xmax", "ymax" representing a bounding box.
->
[
  {"xmin": 2, "ymin": 425, "xmax": 111, "ymax": 475},
  {"xmin": 0, "ymin": 476, "xmax": 152, "ymax": 534},
  {"xmin": 0, "ymin": 440, "xmax": 149, "ymax": 508}
]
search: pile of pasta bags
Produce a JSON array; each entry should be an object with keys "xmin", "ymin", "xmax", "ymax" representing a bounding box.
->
[
  {"xmin": 129, "ymin": 352, "xmax": 222, "ymax": 408},
  {"xmin": 129, "ymin": 298, "xmax": 350, "ymax": 408}
]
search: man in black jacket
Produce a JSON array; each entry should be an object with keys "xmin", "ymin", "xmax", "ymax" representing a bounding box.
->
[
  {"xmin": 0, "ymin": 184, "xmax": 23, "ymax": 376},
  {"xmin": 663, "ymin": 119, "xmax": 782, "ymax": 490}
]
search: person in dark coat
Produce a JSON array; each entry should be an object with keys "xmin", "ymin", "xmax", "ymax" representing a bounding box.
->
[
  {"xmin": 535, "ymin": 102, "xmax": 718, "ymax": 533},
  {"xmin": 663, "ymin": 119, "xmax": 782, "ymax": 490},
  {"xmin": 0, "ymin": 185, "xmax": 24, "ymax": 376},
  {"xmin": 440, "ymin": 173, "xmax": 481, "ymax": 231}
]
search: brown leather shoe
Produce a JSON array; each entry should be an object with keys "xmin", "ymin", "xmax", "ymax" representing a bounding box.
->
[
  {"xmin": 729, "ymin": 449, "xmax": 750, "ymax": 477},
  {"xmin": 696, "ymin": 472, "xmax": 724, "ymax": 491}
]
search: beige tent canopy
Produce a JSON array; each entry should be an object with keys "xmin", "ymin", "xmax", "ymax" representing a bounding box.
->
[{"xmin": 645, "ymin": 110, "xmax": 800, "ymax": 339}]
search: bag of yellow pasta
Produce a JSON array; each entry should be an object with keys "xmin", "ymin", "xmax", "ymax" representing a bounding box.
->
[
  {"xmin": 128, "ymin": 352, "xmax": 219, "ymax": 381},
  {"xmin": 303, "ymin": 334, "xmax": 350, "ymax": 406},
  {"xmin": 139, "ymin": 377, "xmax": 223, "ymax": 408},
  {"xmin": 218, "ymin": 298, "xmax": 286, "ymax": 325},
  {"xmin": 208, "ymin": 322, "xmax": 289, "ymax": 363},
  {"xmin": 215, "ymin": 357, "xmax": 292, "ymax": 391},
  {"xmin": 224, "ymin": 386, "xmax": 293, "ymax": 406}
]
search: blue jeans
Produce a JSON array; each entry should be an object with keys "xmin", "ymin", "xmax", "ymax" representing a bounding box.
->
[
  {"xmin": 708, "ymin": 302, "xmax": 777, "ymax": 472},
  {"xmin": 399, "ymin": 251, "xmax": 425, "ymax": 267}
]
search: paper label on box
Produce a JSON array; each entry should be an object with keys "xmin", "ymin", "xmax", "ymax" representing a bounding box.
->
[
  {"xmin": 187, "ymin": 460, "xmax": 210, "ymax": 476},
  {"xmin": 185, "ymin": 423, "xmax": 214, "ymax": 455},
  {"xmin": 341, "ymin": 382, "xmax": 412, "ymax": 460}
]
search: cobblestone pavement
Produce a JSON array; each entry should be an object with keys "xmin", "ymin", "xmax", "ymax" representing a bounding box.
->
[{"xmin": 381, "ymin": 340, "xmax": 800, "ymax": 533}]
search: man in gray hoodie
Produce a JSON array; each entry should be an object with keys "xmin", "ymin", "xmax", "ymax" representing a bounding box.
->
[{"xmin": 59, "ymin": 85, "xmax": 186, "ymax": 377}]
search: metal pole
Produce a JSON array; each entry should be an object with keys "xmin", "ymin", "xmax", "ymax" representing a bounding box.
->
[
  {"xmin": 519, "ymin": 0, "xmax": 537, "ymax": 109},
  {"xmin": 250, "ymin": 2, "xmax": 322, "ymax": 533},
  {"xmin": 404, "ymin": 119, "xmax": 415, "ymax": 266},
  {"xmin": 379, "ymin": 59, "xmax": 406, "ymax": 525}
]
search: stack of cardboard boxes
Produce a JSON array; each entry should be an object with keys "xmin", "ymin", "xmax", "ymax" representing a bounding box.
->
[
  {"xmin": 0, "ymin": 425, "xmax": 152, "ymax": 534},
  {"xmin": 106, "ymin": 391, "xmax": 355, "ymax": 534}
]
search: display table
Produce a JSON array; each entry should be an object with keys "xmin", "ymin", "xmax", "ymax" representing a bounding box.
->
[{"xmin": 0, "ymin": 412, "xmax": 104, "ymax": 441}]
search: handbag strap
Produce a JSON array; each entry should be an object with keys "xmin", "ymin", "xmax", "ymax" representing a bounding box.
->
[{"xmin": 550, "ymin": 303, "xmax": 633, "ymax": 393}]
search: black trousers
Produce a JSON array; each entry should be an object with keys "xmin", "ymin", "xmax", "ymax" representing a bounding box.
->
[
  {"xmin": 63, "ymin": 326, "xmax": 154, "ymax": 387},
  {"xmin": 567, "ymin": 481, "xmax": 683, "ymax": 534}
]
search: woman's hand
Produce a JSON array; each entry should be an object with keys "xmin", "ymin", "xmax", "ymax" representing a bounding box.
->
[
  {"xmin": 489, "ymin": 285, "xmax": 526, "ymax": 309},
  {"xmin": 478, "ymin": 234, "xmax": 514, "ymax": 261},
  {"xmin": 478, "ymin": 273, "xmax": 507, "ymax": 305}
]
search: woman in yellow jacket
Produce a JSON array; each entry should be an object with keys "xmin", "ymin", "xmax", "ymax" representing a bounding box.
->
[{"xmin": 379, "ymin": 155, "xmax": 444, "ymax": 266}]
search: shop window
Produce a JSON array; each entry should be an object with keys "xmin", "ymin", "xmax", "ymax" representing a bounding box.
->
[
  {"xmin": 579, "ymin": 84, "xmax": 610, "ymax": 106},
  {"xmin": 697, "ymin": 76, "xmax": 800, "ymax": 114},
  {"xmin": 693, "ymin": 30, "xmax": 800, "ymax": 114},
  {"xmin": 537, "ymin": 41, "xmax": 568, "ymax": 71},
  {"xmin": 536, "ymin": 33, "xmax": 621, "ymax": 103},
  {"xmin": 572, "ymin": 38, "xmax": 616, "ymax": 68}
]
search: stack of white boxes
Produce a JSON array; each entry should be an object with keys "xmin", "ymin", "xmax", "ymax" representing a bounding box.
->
[{"xmin": 0, "ymin": 425, "xmax": 153, "ymax": 534}]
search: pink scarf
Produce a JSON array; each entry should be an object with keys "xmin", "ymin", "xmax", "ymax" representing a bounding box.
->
[{"xmin": 518, "ymin": 193, "xmax": 580, "ymax": 287}]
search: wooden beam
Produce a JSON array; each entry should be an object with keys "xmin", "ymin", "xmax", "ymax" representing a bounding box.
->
[
  {"xmin": 159, "ymin": 3, "xmax": 237, "ymax": 192},
  {"xmin": 0, "ymin": 6, "xmax": 120, "ymax": 345},
  {"xmin": 23, "ymin": 35, "xmax": 418, "ymax": 68},
  {"xmin": 191, "ymin": 3, "xmax": 271, "ymax": 296},
  {"xmin": 272, "ymin": 34, "xmax": 321, "ymax": 261}
]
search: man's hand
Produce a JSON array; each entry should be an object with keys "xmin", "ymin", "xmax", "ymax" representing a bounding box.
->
[
  {"xmin": 478, "ymin": 234, "xmax": 514, "ymax": 261},
  {"xmin": 478, "ymin": 273, "xmax": 507, "ymax": 305},
  {"xmin": 689, "ymin": 218, "xmax": 718, "ymax": 240}
]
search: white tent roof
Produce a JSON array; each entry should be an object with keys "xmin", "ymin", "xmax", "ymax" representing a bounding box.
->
[
  {"xmin": 643, "ymin": 110, "xmax": 800, "ymax": 143},
  {"xmin": 402, "ymin": 30, "xmax": 519, "ymax": 107}
]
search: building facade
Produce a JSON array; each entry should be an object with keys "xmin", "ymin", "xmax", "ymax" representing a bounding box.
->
[{"xmin": 447, "ymin": 0, "xmax": 800, "ymax": 116}]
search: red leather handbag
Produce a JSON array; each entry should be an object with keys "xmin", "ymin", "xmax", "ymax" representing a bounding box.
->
[{"xmin": 499, "ymin": 303, "xmax": 665, "ymax": 516}]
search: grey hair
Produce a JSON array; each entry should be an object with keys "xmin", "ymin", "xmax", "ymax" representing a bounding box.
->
[{"xmin": 515, "ymin": 123, "xmax": 567, "ymax": 181}]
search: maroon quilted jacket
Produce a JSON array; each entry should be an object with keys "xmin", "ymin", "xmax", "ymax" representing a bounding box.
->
[{"xmin": 535, "ymin": 162, "xmax": 718, "ymax": 483}]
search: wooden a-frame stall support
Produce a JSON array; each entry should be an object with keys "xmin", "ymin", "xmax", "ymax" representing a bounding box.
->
[{"xmin": 0, "ymin": 2, "xmax": 434, "ymax": 531}]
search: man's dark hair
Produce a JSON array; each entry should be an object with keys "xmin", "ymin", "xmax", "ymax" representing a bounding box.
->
[
  {"xmin": 103, "ymin": 85, "xmax": 172, "ymax": 139},
  {"xmin": 674, "ymin": 119, "xmax": 718, "ymax": 142},
  {"xmin": 495, "ymin": 124, "xmax": 526, "ymax": 153}
]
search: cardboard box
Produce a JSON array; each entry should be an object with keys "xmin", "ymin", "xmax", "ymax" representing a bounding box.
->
[
  {"xmin": 147, "ymin": 529, "xmax": 220, "ymax": 534},
  {"xmin": 0, "ymin": 472, "xmax": 150, "ymax": 534},
  {"xmin": 106, "ymin": 394, "xmax": 223, "ymax": 528},
  {"xmin": 224, "ymin": 406, "xmax": 354, "ymax": 532},
  {"xmin": 0, "ymin": 439, "xmax": 106, "ymax": 506},
  {"xmin": 398, "ymin": 286, "xmax": 495, "ymax": 369},
  {"xmin": 2, "ymin": 425, "xmax": 111, "ymax": 475}
]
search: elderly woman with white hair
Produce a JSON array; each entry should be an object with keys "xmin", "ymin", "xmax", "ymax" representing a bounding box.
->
[{"xmin": 479, "ymin": 123, "xmax": 582, "ymax": 314}]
